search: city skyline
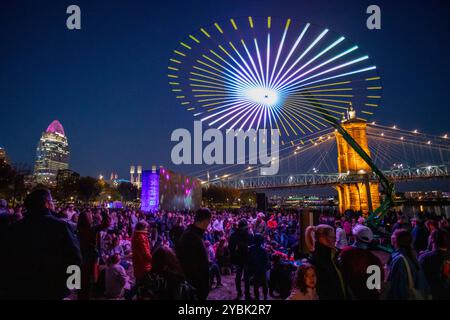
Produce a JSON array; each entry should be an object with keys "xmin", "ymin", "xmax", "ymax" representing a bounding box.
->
[{"xmin": 1, "ymin": 0, "xmax": 449, "ymax": 181}]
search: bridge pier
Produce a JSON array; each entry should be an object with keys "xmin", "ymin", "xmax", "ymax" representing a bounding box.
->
[{"xmin": 335, "ymin": 108, "xmax": 380, "ymax": 214}]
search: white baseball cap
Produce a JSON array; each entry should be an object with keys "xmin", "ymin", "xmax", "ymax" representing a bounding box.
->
[{"xmin": 352, "ymin": 224, "xmax": 373, "ymax": 243}]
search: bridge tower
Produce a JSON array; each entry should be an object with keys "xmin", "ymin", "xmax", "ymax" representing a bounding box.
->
[{"xmin": 335, "ymin": 106, "xmax": 380, "ymax": 214}]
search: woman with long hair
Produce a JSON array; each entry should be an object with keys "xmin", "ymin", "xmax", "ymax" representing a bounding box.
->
[{"xmin": 287, "ymin": 263, "xmax": 319, "ymax": 300}]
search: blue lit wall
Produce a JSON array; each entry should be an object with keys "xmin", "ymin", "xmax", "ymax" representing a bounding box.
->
[{"xmin": 141, "ymin": 169, "xmax": 159, "ymax": 212}]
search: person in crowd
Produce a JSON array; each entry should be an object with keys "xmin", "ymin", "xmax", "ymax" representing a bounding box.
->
[
  {"xmin": 140, "ymin": 246, "xmax": 196, "ymax": 300},
  {"xmin": 229, "ymin": 218, "xmax": 253, "ymax": 300},
  {"xmin": 385, "ymin": 229, "xmax": 430, "ymax": 300},
  {"xmin": 212, "ymin": 216, "xmax": 224, "ymax": 241},
  {"xmin": 131, "ymin": 221, "xmax": 152, "ymax": 285},
  {"xmin": 66, "ymin": 204, "xmax": 77, "ymax": 221},
  {"xmin": 0, "ymin": 189, "xmax": 81, "ymax": 300},
  {"xmin": 0, "ymin": 199, "xmax": 10, "ymax": 235},
  {"xmin": 176, "ymin": 208, "xmax": 212, "ymax": 300},
  {"xmin": 425, "ymin": 220, "xmax": 439, "ymax": 251},
  {"xmin": 108, "ymin": 236, "xmax": 125, "ymax": 258},
  {"xmin": 253, "ymin": 212, "xmax": 266, "ymax": 234},
  {"xmin": 215, "ymin": 237, "xmax": 231, "ymax": 275},
  {"xmin": 205, "ymin": 240, "xmax": 223, "ymax": 288},
  {"xmin": 339, "ymin": 225, "xmax": 384, "ymax": 300},
  {"xmin": 10, "ymin": 205, "xmax": 23, "ymax": 224},
  {"xmin": 439, "ymin": 219, "xmax": 450, "ymax": 234},
  {"xmin": 0, "ymin": 199, "xmax": 8, "ymax": 215},
  {"xmin": 287, "ymin": 263, "xmax": 319, "ymax": 300},
  {"xmin": 267, "ymin": 215, "xmax": 278, "ymax": 233},
  {"xmin": 269, "ymin": 253, "xmax": 294, "ymax": 299},
  {"xmin": 248, "ymin": 233, "xmax": 270, "ymax": 300},
  {"xmin": 169, "ymin": 223, "xmax": 185, "ymax": 248},
  {"xmin": 306, "ymin": 224, "xmax": 347, "ymax": 300},
  {"xmin": 343, "ymin": 218, "xmax": 352, "ymax": 240},
  {"xmin": 419, "ymin": 229, "xmax": 450, "ymax": 299},
  {"xmin": 105, "ymin": 254, "xmax": 130, "ymax": 299},
  {"xmin": 335, "ymin": 220, "xmax": 348, "ymax": 249},
  {"xmin": 392, "ymin": 215, "xmax": 410, "ymax": 233},
  {"xmin": 357, "ymin": 217, "xmax": 366, "ymax": 227},
  {"xmin": 411, "ymin": 217, "xmax": 430, "ymax": 254},
  {"xmin": 77, "ymin": 208, "xmax": 111, "ymax": 299}
]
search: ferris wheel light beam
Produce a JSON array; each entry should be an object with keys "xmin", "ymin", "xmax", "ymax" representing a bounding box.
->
[
  {"xmin": 270, "ymin": 23, "xmax": 311, "ymax": 87},
  {"xmin": 253, "ymin": 38, "xmax": 266, "ymax": 87},
  {"xmin": 204, "ymin": 51, "xmax": 256, "ymax": 88},
  {"xmin": 216, "ymin": 102, "xmax": 260, "ymax": 129},
  {"xmin": 266, "ymin": 33, "xmax": 271, "ymax": 85},
  {"xmin": 272, "ymin": 28, "xmax": 329, "ymax": 88},
  {"xmin": 230, "ymin": 103, "xmax": 263, "ymax": 131},
  {"xmin": 283, "ymin": 55, "xmax": 369, "ymax": 92},
  {"xmin": 284, "ymin": 65, "xmax": 376, "ymax": 94},
  {"xmin": 226, "ymin": 43, "xmax": 261, "ymax": 87},
  {"xmin": 269, "ymin": 19, "xmax": 291, "ymax": 85},
  {"xmin": 208, "ymin": 50, "xmax": 258, "ymax": 87},
  {"xmin": 200, "ymin": 99, "xmax": 249, "ymax": 120},
  {"xmin": 205, "ymin": 101, "xmax": 255, "ymax": 125},
  {"xmin": 274, "ymin": 37, "xmax": 348, "ymax": 89},
  {"xmin": 240, "ymin": 40, "xmax": 265, "ymax": 87}
]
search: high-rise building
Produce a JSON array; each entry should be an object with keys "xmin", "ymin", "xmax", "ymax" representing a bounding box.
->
[
  {"xmin": 34, "ymin": 120, "xmax": 70, "ymax": 186},
  {"xmin": 0, "ymin": 147, "xmax": 9, "ymax": 164}
]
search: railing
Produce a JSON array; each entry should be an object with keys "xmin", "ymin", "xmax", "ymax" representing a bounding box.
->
[{"xmin": 207, "ymin": 164, "xmax": 450, "ymax": 190}]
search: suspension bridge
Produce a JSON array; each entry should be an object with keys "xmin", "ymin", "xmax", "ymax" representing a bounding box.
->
[
  {"xmin": 195, "ymin": 122, "xmax": 450, "ymax": 191},
  {"xmin": 209, "ymin": 163, "xmax": 450, "ymax": 190}
]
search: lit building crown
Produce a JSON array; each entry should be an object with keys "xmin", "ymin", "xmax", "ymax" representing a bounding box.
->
[{"xmin": 34, "ymin": 120, "xmax": 70, "ymax": 186}]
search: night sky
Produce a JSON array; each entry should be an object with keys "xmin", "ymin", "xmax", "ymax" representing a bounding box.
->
[{"xmin": 1, "ymin": 0, "xmax": 449, "ymax": 184}]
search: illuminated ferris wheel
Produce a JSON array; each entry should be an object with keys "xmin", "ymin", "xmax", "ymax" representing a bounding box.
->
[{"xmin": 168, "ymin": 16, "xmax": 382, "ymax": 144}]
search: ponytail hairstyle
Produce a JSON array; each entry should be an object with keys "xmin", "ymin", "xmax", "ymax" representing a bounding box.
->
[{"xmin": 305, "ymin": 224, "xmax": 335, "ymax": 251}]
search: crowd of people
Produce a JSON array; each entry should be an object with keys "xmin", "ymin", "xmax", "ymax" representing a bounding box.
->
[{"xmin": 0, "ymin": 189, "xmax": 449, "ymax": 300}]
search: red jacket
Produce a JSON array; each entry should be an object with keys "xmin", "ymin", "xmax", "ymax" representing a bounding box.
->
[
  {"xmin": 131, "ymin": 230, "xmax": 152, "ymax": 280},
  {"xmin": 267, "ymin": 219, "xmax": 278, "ymax": 229}
]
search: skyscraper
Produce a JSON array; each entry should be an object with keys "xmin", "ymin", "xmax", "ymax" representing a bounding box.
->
[
  {"xmin": 34, "ymin": 120, "xmax": 70, "ymax": 186},
  {"xmin": 0, "ymin": 147, "xmax": 9, "ymax": 164}
]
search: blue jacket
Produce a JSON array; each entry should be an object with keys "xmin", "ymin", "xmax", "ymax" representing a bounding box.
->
[{"xmin": 387, "ymin": 249, "xmax": 429, "ymax": 300}]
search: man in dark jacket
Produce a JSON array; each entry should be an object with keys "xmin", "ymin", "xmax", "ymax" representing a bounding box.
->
[
  {"xmin": 229, "ymin": 218, "xmax": 253, "ymax": 300},
  {"xmin": 419, "ymin": 229, "xmax": 450, "ymax": 300},
  {"xmin": 248, "ymin": 233, "xmax": 270, "ymax": 300},
  {"xmin": 176, "ymin": 208, "xmax": 212, "ymax": 300},
  {"xmin": 0, "ymin": 189, "xmax": 82, "ymax": 300}
]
